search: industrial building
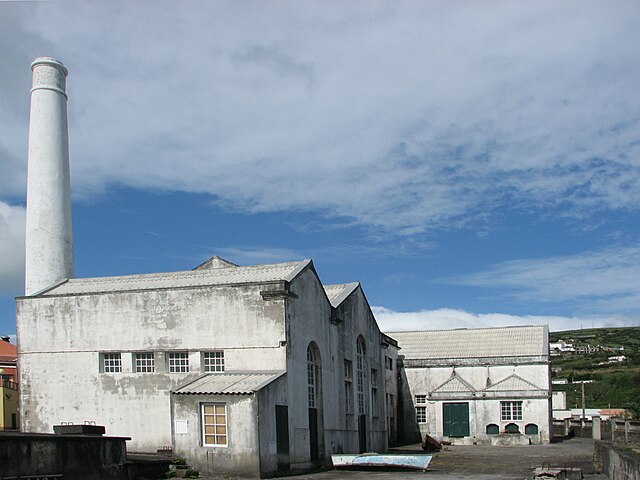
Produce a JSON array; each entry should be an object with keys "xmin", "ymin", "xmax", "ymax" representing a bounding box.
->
[
  {"xmin": 16, "ymin": 56, "xmax": 550, "ymax": 477},
  {"xmin": 391, "ymin": 326, "xmax": 551, "ymax": 445}
]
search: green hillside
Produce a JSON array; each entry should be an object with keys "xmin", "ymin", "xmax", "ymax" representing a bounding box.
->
[{"xmin": 550, "ymin": 326, "xmax": 640, "ymax": 418}]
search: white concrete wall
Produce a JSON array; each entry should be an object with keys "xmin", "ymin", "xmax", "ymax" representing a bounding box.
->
[
  {"xmin": 17, "ymin": 283, "xmax": 287, "ymax": 452},
  {"xmin": 402, "ymin": 362, "xmax": 551, "ymax": 445},
  {"xmin": 172, "ymin": 394, "xmax": 260, "ymax": 476}
]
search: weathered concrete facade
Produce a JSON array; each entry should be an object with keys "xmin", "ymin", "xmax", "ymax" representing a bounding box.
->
[
  {"xmin": 391, "ymin": 326, "xmax": 551, "ymax": 446},
  {"xmin": 17, "ymin": 259, "xmax": 394, "ymax": 476}
]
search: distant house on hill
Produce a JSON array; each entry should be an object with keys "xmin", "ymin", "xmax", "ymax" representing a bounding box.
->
[{"xmin": 389, "ymin": 325, "xmax": 551, "ymax": 445}]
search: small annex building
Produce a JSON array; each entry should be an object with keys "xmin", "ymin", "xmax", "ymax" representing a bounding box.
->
[
  {"xmin": 389, "ymin": 325, "xmax": 551, "ymax": 445},
  {"xmin": 17, "ymin": 257, "xmax": 399, "ymax": 477}
]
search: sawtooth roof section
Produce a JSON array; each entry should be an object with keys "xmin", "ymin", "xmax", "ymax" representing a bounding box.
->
[
  {"xmin": 433, "ymin": 374, "xmax": 476, "ymax": 393},
  {"xmin": 39, "ymin": 260, "xmax": 311, "ymax": 296},
  {"xmin": 323, "ymin": 282, "xmax": 360, "ymax": 307},
  {"xmin": 387, "ymin": 325, "xmax": 547, "ymax": 359},
  {"xmin": 486, "ymin": 374, "xmax": 543, "ymax": 392},
  {"xmin": 172, "ymin": 371, "xmax": 286, "ymax": 395}
]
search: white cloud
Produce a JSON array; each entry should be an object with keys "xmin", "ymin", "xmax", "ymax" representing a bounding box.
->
[
  {"xmin": 453, "ymin": 246, "xmax": 640, "ymax": 315},
  {"xmin": 0, "ymin": 202, "xmax": 25, "ymax": 296},
  {"xmin": 374, "ymin": 306, "xmax": 637, "ymax": 333},
  {"xmin": 0, "ymin": 2, "xmax": 638, "ymax": 233}
]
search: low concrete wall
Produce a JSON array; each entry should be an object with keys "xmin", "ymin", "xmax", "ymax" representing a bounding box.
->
[
  {"xmin": 612, "ymin": 420, "xmax": 640, "ymax": 445},
  {"xmin": 0, "ymin": 432, "xmax": 129, "ymax": 480},
  {"xmin": 595, "ymin": 441, "xmax": 640, "ymax": 480}
]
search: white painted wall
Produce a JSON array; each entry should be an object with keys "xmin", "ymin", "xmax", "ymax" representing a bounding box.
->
[
  {"xmin": 17, "ymin": 283, "xmax": 287, "ymax": 452},
  {"xmin": 401, "ymin": 362, "xmax": 551, "ymax": 445}
]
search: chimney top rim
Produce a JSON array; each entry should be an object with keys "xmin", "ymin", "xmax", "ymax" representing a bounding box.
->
[{"xmin": 31, "ymin": 57, "xmax": 68, "ymax": 76}]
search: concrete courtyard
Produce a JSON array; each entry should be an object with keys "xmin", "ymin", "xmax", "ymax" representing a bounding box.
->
[{"xmin": 198, "ymin": 437, "xmax": 606, "ymax": 479}]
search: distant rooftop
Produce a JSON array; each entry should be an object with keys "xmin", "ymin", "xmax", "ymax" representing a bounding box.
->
[
  {"xmin": 388, "ymin": 325, "xmax": 548, "ymax": 359},
  {"xmin": 36, "ymin": 258, "xmax": 311, "ymax": 296}
]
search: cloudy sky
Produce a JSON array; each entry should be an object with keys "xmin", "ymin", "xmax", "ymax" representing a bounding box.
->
[{"xmin": 1, "ymin": 1, "xmax": 639, "ymax": 335}]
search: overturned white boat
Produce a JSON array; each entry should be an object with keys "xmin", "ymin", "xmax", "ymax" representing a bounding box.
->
[{"xmin": 331, "ymin": 453, "xmax": 433, "ymax": 471}]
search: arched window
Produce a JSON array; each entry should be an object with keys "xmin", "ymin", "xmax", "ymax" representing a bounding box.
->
[
  {"xmin": 486, "ymin": 424, "xmax": 499, "ymax": 435},
  {"xmin": 307, "ymin": 344, "xmax": 320, "ymax": 408},
  {"xmin": 356, "ymin": 337, "xmax": 366, "ymax": 415},
  {"xmin": 505, "ymin": 423, "xmax": 520, "ymax": 433},
  {"xmin": 525, "ymin": 423, "xmax": 539, "ymax": 435}
]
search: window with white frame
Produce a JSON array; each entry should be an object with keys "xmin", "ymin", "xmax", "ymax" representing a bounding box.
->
[
  {"xmin": 203, "ymin": 351, "xmax": 224, "ymax": 372},
  {"xmin": 415, "ymin": 395, "xmax": 427, "ymax": 423},
  {"xmin": 202, "ymin": 403, "xmax": 228, "ymax": 447},
  {"xmin": 134, "ymin": 352, "xmax": 155, "ymax": 373},
  {"xmin": 168, "ymin": 352, "xmax": 189, "ymax": 373},
  {"xmin": 344, "ymin": 359, "xmax": 353, "ymax": 414},
  {"xmin": 102, "ymin": 353, "xmax": 122, "ymax": 373},
  {"xmin": 500, "ymin": 401, "xmax": 523, "ymax": 421}
]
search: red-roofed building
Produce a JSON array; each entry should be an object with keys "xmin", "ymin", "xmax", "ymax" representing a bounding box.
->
[{"xmin": 0, "ymin": 336, "xmax": 19, "ymax": 430}]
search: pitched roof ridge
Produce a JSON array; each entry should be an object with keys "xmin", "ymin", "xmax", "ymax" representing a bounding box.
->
[{"xmin": 61, "ymin": 259, "xmax": 309, "ymax": 284}]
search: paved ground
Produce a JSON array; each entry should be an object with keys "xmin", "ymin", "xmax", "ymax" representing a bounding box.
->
[{"xmin": 198, "ymin": 437, "xmax": 608, "ymax": 480}]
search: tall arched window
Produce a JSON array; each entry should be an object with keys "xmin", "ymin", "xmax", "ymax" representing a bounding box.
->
[
  {"xmin": 307, "ymin": 346, "xmax": 317, "ymax": 408},
  {"xmin": 356, "ymin": 337, "xmax": 366, "ymax": 415}
]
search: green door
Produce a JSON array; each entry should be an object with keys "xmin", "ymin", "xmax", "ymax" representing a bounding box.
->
[{"xmin": 443, "ymin": 402, "xmax": 470, "ymax": 437}]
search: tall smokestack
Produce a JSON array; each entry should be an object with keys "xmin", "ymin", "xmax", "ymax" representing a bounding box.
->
[{"xmin": 25, "ymin": 57, "xmax": 74, "ymax": 295}]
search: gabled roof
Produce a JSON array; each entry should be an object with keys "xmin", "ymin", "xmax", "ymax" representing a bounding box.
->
[
  {"xmin": 486, "ymin": 374, "xmax": 543, "ymax": 392},
  {"xmin": 323, "ymin": 282, "xmax": 359, "ymax": 307},
  {"xmin": 172, "ymin": 371, "xmax": 285, "ymax": 395},
  {"xmin": 387, "ymin": 325, "xmax": 548, "ymax": 359},
  {"xmin": 194, "ymin": 256, "xmax": 239, "ymax": 270},
  {"xmin": 433, "ymin": 374, "xmax": 476, "ymax": 393},
  {"xmin": 36, "ymin": 260, "xmax": 311, "ymax": 296}
]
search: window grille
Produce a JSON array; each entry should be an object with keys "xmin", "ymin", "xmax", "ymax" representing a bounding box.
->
[
  {"xmin": 103, "ymin": 353, "xmax": 122, "ymax": 373},
  {"xmin": 500, "ymin": 401, "xmax": 523, "ymax": 421},
  {"xmin": 168, "ymin": 352, "xmax": 189, "ymax": 373},
  {"xmin": 202, "ymin": 403, "xmax": 227, "ymax": 447},
  {"xmin": 134, "ymin": 353, "xmax": 155, "ymax": 373},
  {"xmin": 203, "ymin": 351, "xmax": 224, "ymax": 372}
]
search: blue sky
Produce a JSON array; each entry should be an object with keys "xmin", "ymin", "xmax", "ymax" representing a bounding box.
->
[{"xmin": 1, "ymin": 1, "xmax": 639, "ymax": 335}]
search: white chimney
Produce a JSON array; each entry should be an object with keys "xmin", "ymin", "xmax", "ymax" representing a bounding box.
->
[{"xmin": 25, "ymin": 57, "xmax": 74, "ymax": 295}]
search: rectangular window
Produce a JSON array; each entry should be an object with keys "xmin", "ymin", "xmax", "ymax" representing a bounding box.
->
[
  {"xmin": 344, "ymin": 359, "xmax": 353, "ymax": 414},
  {"xmin": 500, "ymin": 401, "xmax": 523, "ymax": 421},
  {"xmin": 203, "ymin": 351, "xmax": 224, "ymax": 372},
  {"xmin": 415, "ymin": 394, "xmax": 427, "ymax": 423},
  {"xmin": 385, "ymin": 356, "xmax": 393, "ymax": 370},
  {"xmin": 168, "ymin": 352, "xmax": 189, "ymax": 373},
  {"xmin": 134, "ymin": 352, "xmax": 155, "ymax": 373},
  {"xmin": 103, "ymin": 353, "xmax": 122, "ymax": 373},
  {"xmin": 202, "ymin": 403, "xmax": 228, "ymax": 447}
]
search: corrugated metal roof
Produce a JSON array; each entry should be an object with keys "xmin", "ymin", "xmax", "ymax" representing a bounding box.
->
[
  {"xmin": 387, "ymin": 325, "xmax": 548, "ymax": 359},
  {"xmin": 323, "ymin": 282, "xmax": 359, "ymax": 307},
  {"xmin": 40, "ymin": 260, "xmax": 310, "ymax": 296},
  {"xmin": 173, "ymin": 371, "xmax": 286, "ymax": 395}
]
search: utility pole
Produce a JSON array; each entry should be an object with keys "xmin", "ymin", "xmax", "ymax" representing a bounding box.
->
[{"xmin": 581, "ymin": 381, "xmax": 586, "ymax": 427}]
